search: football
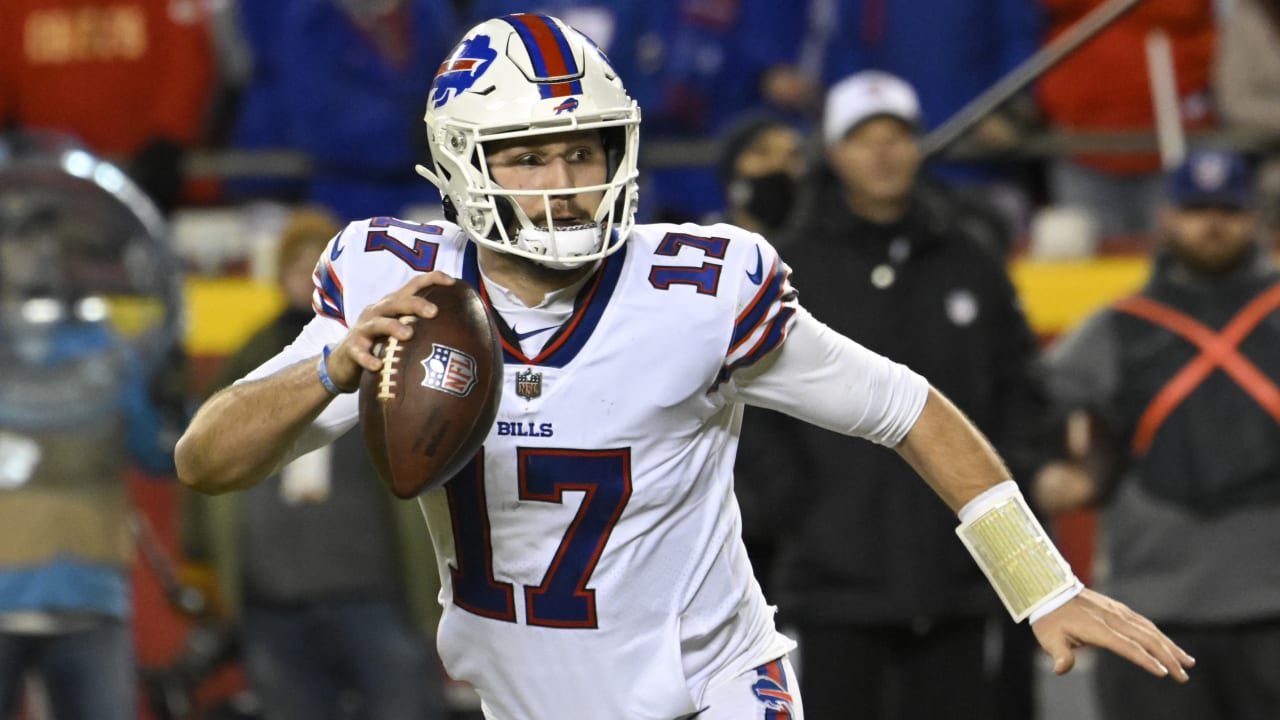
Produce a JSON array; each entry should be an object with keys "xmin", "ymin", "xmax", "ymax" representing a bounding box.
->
[{"xmin": 359, "ymin": 280, "xmax": 503, "ymax": 498}]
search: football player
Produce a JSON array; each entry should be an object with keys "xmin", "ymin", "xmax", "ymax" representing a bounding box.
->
[{"xmin": 177, "ymin": 14, "xmax": 1195, "ymax": 719}]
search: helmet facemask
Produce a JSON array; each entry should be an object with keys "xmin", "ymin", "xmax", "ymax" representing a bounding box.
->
[{"xmin": 417, "ymin": 14, "xmax": 641, "ymax": 269}]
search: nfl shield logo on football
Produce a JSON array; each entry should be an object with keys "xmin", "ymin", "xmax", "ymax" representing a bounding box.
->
[
  {"xmin": 420, "ymin": 343, "xmax": 477, "ymax": 397},
  {"xmin": 515, "ymin": 368, "xmax": 542, "ymax": 399}
]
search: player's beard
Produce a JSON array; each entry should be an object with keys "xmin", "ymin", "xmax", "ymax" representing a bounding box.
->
[{"xmin": 515, "ymin": 251, "xmax": 598, "ymax": 282}]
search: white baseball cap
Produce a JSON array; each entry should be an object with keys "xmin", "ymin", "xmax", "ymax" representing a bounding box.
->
[{"xmin": 822, "ymin": 70, "xmax": 922, "ymax": 146}]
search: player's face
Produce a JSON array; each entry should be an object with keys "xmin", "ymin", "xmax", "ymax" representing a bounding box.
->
[
  {"xmin": 1160, "ymin": 204, "xmax": 1256, "ymax": 274},
  {"xmin": 486, "ymin": 131, "xmax": 608, "ymax": 230},
  {"xmin": 826, "ymin": 116, "xmax": 920, "ymax": 205}
]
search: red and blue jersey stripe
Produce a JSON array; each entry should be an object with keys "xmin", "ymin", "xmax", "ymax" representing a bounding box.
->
[
  {"xmin": 717, "ymin": 305, "xmax": 796, "ymax": 387},
  {"xmin": 729, "ymin": 257, "xmax": 790, "ymax": 354},
  {"xmin": 501, "ymin": 13, "xmax": 584, "ymax": 98},
  {"xmin": 312, "ymin": 255, "xmax": 347, "ymax": 326},
  {"xmin": 715, "ymin": 258, "xmax": 796, "ymax": 386}
]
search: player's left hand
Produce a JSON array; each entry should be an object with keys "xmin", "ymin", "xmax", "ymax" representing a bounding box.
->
[{"xmin": 1032, "ymin": 588, "xmax": 1195, "ymax": 683}]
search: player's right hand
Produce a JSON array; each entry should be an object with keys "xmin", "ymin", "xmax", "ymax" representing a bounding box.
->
[{"xmin": 325, "ymin": 271, "xmax": 456, "ymax": 390}]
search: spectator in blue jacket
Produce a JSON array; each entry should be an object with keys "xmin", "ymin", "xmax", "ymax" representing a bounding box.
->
[{"xmin": 228, "ymin": 0, "xmax": 459, "ymax": 221}]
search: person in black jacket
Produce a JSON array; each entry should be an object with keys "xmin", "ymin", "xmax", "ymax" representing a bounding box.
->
[{"xmin": 744, "ymin": 70, "xmax": 1051, "ymax": 720}]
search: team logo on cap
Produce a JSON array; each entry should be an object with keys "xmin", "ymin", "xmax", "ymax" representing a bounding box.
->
[
  {"xmin": 430, "ymin": 34, "xmax": 498, "ymax": 109},
  {"xmin": 1192, "ymin": 153, "xmax": 1230, "ymax": 191},
  {"xmin": 420, "ymin": 344, "xmax": 477, "ymax": 397}
]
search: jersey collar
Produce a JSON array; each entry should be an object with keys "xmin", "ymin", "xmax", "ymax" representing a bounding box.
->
[{"xmin": 462, "ymin": 241, "xmax": 628, "ymax": 368}]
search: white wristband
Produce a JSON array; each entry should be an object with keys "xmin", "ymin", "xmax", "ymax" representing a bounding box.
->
[
  {"xmin": 956, "ymin": 480, "xmax": 1081, "ymax": 623},
  {"xmin": 1027, "ymin": 580, "xmax": 1085, "ymax": 624}
]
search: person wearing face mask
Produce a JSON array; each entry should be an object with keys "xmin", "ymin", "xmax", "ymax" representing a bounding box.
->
[
  {"xmin": 745, "ymin": 71, "xmax": 1052, "ymax": 720},
  {"xmin": 712, "ymin": 113, "xmax": 806, "ymax": 236}
]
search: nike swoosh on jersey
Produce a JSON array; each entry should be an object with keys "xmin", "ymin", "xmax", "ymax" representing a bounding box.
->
[
  {"xmin": 512, "ymin": 324, "xmax": 558, "ymax": 341},
  {"xmin": 330, "ymin": 239, "xmax": 344, "ymax": 261},
  {"xmin": 746, "ymin": 247, "xmax": 764, "ymax": 284}
]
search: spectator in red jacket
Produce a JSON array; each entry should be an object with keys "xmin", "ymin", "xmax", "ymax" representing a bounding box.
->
[
  {"xmin": 0, "ymin": 0, "xmax": 216, "ymax": 212},
  {"xmin": 1036, "ymin": 0, "xmax": 1216, "ymax": 240}
]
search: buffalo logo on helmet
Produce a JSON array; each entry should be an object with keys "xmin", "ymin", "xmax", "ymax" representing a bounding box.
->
[
  {"xmin": 430, "ymin": 34, "xmax": 498, "ymax": 109},
  {"xmin": 420, "ymin": 344, "xmax": 478, "ymax": 397},
  {"xmin": 553, "ymin": 97, "xmax": 580, "ymax": 115}
]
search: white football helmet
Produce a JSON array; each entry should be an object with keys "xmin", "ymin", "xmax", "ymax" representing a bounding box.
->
[{"xmin": 417, "ymin": 13, "xmax": 641, "ymax": 269}]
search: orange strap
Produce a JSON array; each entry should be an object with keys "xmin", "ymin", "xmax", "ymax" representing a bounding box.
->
[{"xmin": 1112, "ymin": 282, "xmax": 1280, "ymax": 453}]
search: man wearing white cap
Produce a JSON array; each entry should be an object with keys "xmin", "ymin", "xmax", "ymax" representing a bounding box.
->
[
  {"xmin": 820, "ymin": 70, "xmax": 922, "ymax": 146},
  {"xmin": 750, "ymin": 70, "xmax": 1047, "ymax": 719}
]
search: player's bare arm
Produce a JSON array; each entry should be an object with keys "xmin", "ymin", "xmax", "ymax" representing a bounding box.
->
[
  {"xmin": 894, "ymin": 386, "xmax": 1007, "ymax": 513},
  {"xmin": 175, "ymin": 271, "xmax": 453, "ymax": 494},
  {"xmin": 894, "ymin": 388, "xmax": 1195, "ymax": 683}
]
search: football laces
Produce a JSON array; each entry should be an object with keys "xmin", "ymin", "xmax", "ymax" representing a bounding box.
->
[{"xmin": 376, "ymin": 316, "xmax": 417, "ymax": 400}]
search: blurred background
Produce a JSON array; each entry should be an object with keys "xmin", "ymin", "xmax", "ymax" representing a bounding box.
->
[{"xmin": 2, "ymin": 0, "xmax": 1278, "ymax": 718}]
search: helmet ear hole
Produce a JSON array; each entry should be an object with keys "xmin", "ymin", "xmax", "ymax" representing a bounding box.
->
[
  {"xmin": 599, "ymin": 126, "xmax": 630, "ymax": 219},
  {"xmin": 600, "ymin": 127, "xmax": 626, "ymax": 179},
  {"xmin": 441, "ymin": 196, "xmax": 458, "ymax": 223}
]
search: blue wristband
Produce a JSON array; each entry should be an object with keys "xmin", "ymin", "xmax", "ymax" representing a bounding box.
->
[{"xmin": 317, "ymin": 345, "xmax": 349, "ymax": 395}]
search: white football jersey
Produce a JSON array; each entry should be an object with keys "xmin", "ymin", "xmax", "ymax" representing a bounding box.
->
[{"xmin": 248, "ymin": 216, "xmax": 925, "ymax": 719}]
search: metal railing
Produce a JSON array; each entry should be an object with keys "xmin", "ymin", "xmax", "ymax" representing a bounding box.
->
[{"xmin": 179, "ymin": 126, "xmax": 1280, "ymax": 181}]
